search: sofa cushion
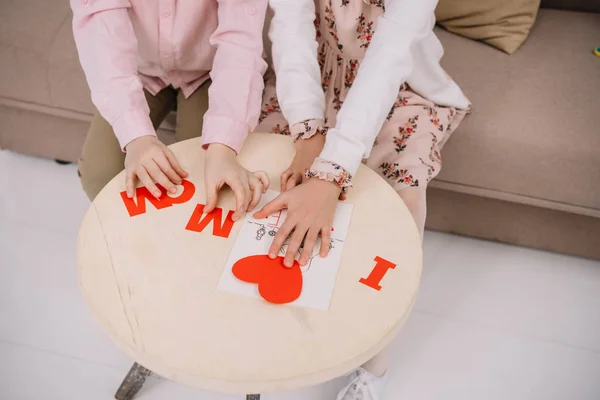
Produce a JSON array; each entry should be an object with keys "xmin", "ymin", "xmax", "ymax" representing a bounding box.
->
[
  {"xmin": 0, "ymin": 0, "xmax": 94, "ymax": 114},
  {"xmin": 435, "ymin": 0, "xmax": 541, "ymax": 54},
  {"xmin": 46, "ymin": 16, "xmax": 95, "ymax": 115},
  {"xmin": 0, "ymin": 0, "xmax": 179, "ymax": 135},
  {"xmin": 0, "ymin": 0, "xmax": 70, "ymax": 54},
  {"xmin": 436, "ymin": 9, "xmax": 600, "ymax": 215}
]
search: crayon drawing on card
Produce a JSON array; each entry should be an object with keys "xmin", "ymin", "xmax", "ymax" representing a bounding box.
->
[{"xmin": 217, "ymin": 190, "xmax": 353, "ymax": 311}]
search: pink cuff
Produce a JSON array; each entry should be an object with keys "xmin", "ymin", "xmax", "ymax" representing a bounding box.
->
[
  {"xmin": 290, "ymin": 119, "xmax": 328, "ymax": 141},
  {"xmin": 201, "ymin": 115, "xmax": 249, "ymax": 154},
  {"xmin": 112, "ymin": 109, "xmax": 156, "ymax": 151},
  {"xmin": 305, "ymin": 157, "xmax": 353, "ymax": 195}
]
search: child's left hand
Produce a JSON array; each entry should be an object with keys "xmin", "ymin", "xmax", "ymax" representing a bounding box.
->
[
  {"xmin": 204, "ymin": 143, "xmax": 270, "ymax": 221},
  {"xmin": 254, "ymin": 178, "xmax": 341, "ymax": 267},
  {"xmin": 280, "ymin": 134, "xmax": 325, "ymax": 191}
]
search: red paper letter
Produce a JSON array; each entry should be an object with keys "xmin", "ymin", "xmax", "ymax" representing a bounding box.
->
[
  {"xmin": 120, "ymin": 187, "xmax": 173, "ymax": 217},
  {"xmin": 185, "ymin": 204, "xmax": 235, "ymax": 238},
  {"xmin": 359, "ymin": 256, "xmax": 397, "ymax": 291},
  {"xmin": 120, "ymin": 179, "xmax": 195, "ymax": 217},
  {"xmin": 168, "ymin": 179, "xmax": 195, "ymax": 204}
]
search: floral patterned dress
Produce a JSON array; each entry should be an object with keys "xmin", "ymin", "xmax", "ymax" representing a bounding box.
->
[{"xmin": 256, "ymin": 0, "xmax": 468, "ymax": 191}]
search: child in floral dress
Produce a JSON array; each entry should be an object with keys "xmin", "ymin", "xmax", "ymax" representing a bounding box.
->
[{"xmin": 254, "ymin": 0, "xmax": 471, "ymax": 398}]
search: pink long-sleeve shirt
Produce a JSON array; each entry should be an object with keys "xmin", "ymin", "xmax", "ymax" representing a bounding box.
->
[{"xmin": 71, "ymin": 0, "xmax": 268, "ymax": 152}]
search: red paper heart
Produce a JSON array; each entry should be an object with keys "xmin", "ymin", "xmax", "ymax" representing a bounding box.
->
[{"xmin": 232, "ymin": 255, "xmax": 303, "ymax": 304}]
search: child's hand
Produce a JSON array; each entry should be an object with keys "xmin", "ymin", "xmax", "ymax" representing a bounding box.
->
[
  {"xmin": 254, "ymin": 178, "xmax": 340, "ymax": 267},
  {"xmin": 280, "ymin": 134, "xmax": 325, "ymax": 191},
  {"xmin": 204, "ymin": 144, "xmax": 270, "ymax": 221},
  {"xmin": 124, "ymin": 136, "xmax": 188, "ymax": 199}
]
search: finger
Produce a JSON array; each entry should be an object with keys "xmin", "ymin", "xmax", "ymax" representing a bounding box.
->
[
  {"xmin": 154, "ymin": 153, "xmax": 182, "ymax": 186},
  {"xmin": 164, "ymin": 148, "xmax": 188, "ymax": 178},
  {"xmin": 299, "ymin": 227, "xmax": 320, "ymax": 266},
  {"xmin": 268, "ymin": 219, "xmax": 294, "ymax": 259},
  {"xmin": 204, "ymin": 181, "xmax": 219, "ymax": 213},
  {"xmin": 146, "ymin": 160, "xmax": 176, "ymax": 194},
  {"xmin": 253, "ymin": 193, "xmax": 287, "ymax": 219},
  {"xmin": 286, "ymin": 173, "xmax": 302, "ymax": 191},
  {"xmin": 248, "ymin": 177, "xmax": 263, "ymax": 211},
  {"xmin": 280, "ymin": 169, "xmax": 293, "ymax": 192},
  {"xmin": 240, "ymin": 179, "xmax": 252, "ymax": 214},
  {"xmin": 284, "ymin": 226, "xmax": 307, "ymax": 268},
  {"xmin": 320, "ymin": 226, "xmax": 332, "ymax": 258},
  {"xmin": 229, "ymin": 178, "xmax": 249, "ymax": 221},
  {"xmin": 137, "ymin": 167, "xmax": 162, "ymax": 199},
  {"xmin": 253, "ymin": 171, "xmax": 270, "ymax": 193},
  {"xmin": 125, "ymin": 168, "xmax": 136, "ymax": 198},
  {"xmin": 244, "ymin": 182, "xmax": 252, "ymax": 212}
]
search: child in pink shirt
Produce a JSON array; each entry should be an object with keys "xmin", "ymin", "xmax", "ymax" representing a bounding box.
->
[{"xmin": 72, "ymin": 0, "xmax": 270, "ymax": 218}]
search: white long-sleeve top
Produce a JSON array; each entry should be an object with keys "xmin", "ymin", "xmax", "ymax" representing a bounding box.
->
[{"xmin": 268, "ymin": 0, "xmax": 470, "ymax": 177}]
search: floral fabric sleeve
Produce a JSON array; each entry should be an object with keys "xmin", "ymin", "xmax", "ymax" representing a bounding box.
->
[
  {"xmin": 290, "ymin": 119, "xmax": 329, "ymax": 141},
  {"xmin": 305, "ymin": 157, "xmax": 353, "ymax": 194}
]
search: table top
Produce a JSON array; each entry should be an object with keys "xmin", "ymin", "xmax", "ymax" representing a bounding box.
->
[{"xmin": 76, "ymin": 133, "xmax": 422, "ymax": 394}]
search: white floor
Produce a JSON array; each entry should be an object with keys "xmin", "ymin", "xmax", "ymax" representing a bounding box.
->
[{"xmin": 1, "ymin": 149, "xmax": 599, "ymax": 400}]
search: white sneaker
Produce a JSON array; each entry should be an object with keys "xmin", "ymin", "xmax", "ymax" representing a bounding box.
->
[{"xmin": 336, "ymin": 368, "xmax": 388, "ymax": 400}]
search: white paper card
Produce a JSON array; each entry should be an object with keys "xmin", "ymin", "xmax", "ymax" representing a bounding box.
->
[{"xmin": 217, "ymin": 190, "xmax": 353, "ymax": 311}]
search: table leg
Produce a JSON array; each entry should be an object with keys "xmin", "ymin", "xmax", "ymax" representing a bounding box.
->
[
  {"xmin": 115, "ymin": 362, "xmax": 152, "ymax": 400},
  {"xmin": 246, "ymin": 395, "xmax": 260, "ymax": 400}
]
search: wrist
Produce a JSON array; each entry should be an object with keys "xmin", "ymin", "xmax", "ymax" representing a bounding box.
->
[
  {"xmin": 124, "ymin": 134, "xmax": 158, "ymax": 152},
  {"xmin": 305, "ymin": 157, "xmax": 353, "ymax": 195},
  {"xmin": 206, "ymin": 143, "xmax": 236, "ymax": 159},
  {"xmin": 310, "ymin": 175, "xmax": 343, "ymax": 192},
  {"xmin": 294, "ymin": 133, "xmax": 325, "ymax": 155}
]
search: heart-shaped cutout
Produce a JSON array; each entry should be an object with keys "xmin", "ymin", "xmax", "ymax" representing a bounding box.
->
[{"xmin": 232, "ymin": 255, "xmax": 303, "ymax": 304}]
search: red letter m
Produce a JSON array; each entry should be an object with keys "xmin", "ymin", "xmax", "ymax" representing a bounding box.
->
[{"xmin": 185, "ymin": 204, "xmax": 235, "ymax": 238}]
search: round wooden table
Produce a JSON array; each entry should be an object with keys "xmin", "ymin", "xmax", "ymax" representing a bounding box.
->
[{"xmin": 77, "ymin": 133, "xmax": 422, "ymax": 399}]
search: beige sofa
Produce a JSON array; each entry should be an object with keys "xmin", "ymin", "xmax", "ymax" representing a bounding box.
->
[{"xmin": 1, "ymin": 0, "xmax": 599, "ymax": 259}]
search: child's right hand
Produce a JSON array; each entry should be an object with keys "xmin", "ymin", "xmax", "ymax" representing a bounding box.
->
[
  {"xmin": 254, "ymin": 177, "xmax": 341, "ymax": 267},
  {"xmin": 124, "ymin": 136, "xmax": 188, "ymax": 199}
]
